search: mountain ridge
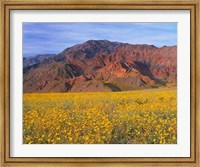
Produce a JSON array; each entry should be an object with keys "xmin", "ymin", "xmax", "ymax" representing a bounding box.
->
[{"xmin": 23, "ymin": 40, "xmax": 177, "ymax": 93}]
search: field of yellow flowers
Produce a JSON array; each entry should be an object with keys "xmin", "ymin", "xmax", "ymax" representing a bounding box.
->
[{"xmin": 23, "ymin": 88, "xmax": 177, "ymax": 144}]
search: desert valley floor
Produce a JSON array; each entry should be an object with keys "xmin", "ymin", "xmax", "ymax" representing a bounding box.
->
[{"xmin": 23, "ymin": 88, "xmax": 177, "ymax": 144}]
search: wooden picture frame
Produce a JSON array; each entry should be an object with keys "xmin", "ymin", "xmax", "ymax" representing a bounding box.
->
[{"xmin": 0, "ymin": 0, "xmax": 199, "ymax": 166}]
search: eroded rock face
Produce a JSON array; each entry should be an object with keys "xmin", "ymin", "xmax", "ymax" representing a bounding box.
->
[{"xmin": 23, "ymin": 40, "xmax": 177, "ymax": 93}]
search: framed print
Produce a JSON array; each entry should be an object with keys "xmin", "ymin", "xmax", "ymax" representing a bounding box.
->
[{"xmin": 0, "ymin": 0, "xmax": 199, "ymax": 166}]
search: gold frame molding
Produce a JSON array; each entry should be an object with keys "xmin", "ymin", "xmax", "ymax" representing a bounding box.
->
[{"xmin": 0, "ymin": 0, "xmax": 199, "ymax": 166}]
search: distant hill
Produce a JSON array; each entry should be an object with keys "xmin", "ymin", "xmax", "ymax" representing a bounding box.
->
[
  {"xmin": 23, "ymin": 54, "xmax": 56, "ymax": 68},
  {"xmin": 23, "ymin": 40, "xmax": 177, "ymax": 93}
]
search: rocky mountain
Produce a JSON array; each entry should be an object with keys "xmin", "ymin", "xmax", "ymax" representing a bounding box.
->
[{"xmin": 23, "ymin": 40, "xmax": 177, "ymax": 93}]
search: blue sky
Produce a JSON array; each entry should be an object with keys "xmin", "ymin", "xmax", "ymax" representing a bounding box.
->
[{"xmin": 23, "ymin": 23, "xmax": 177, "ymax": 57}]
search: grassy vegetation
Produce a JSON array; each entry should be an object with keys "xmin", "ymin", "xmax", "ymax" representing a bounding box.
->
[{"xmin": 23, "ymin": 88, "xmax": 177, "ymax": 144}]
